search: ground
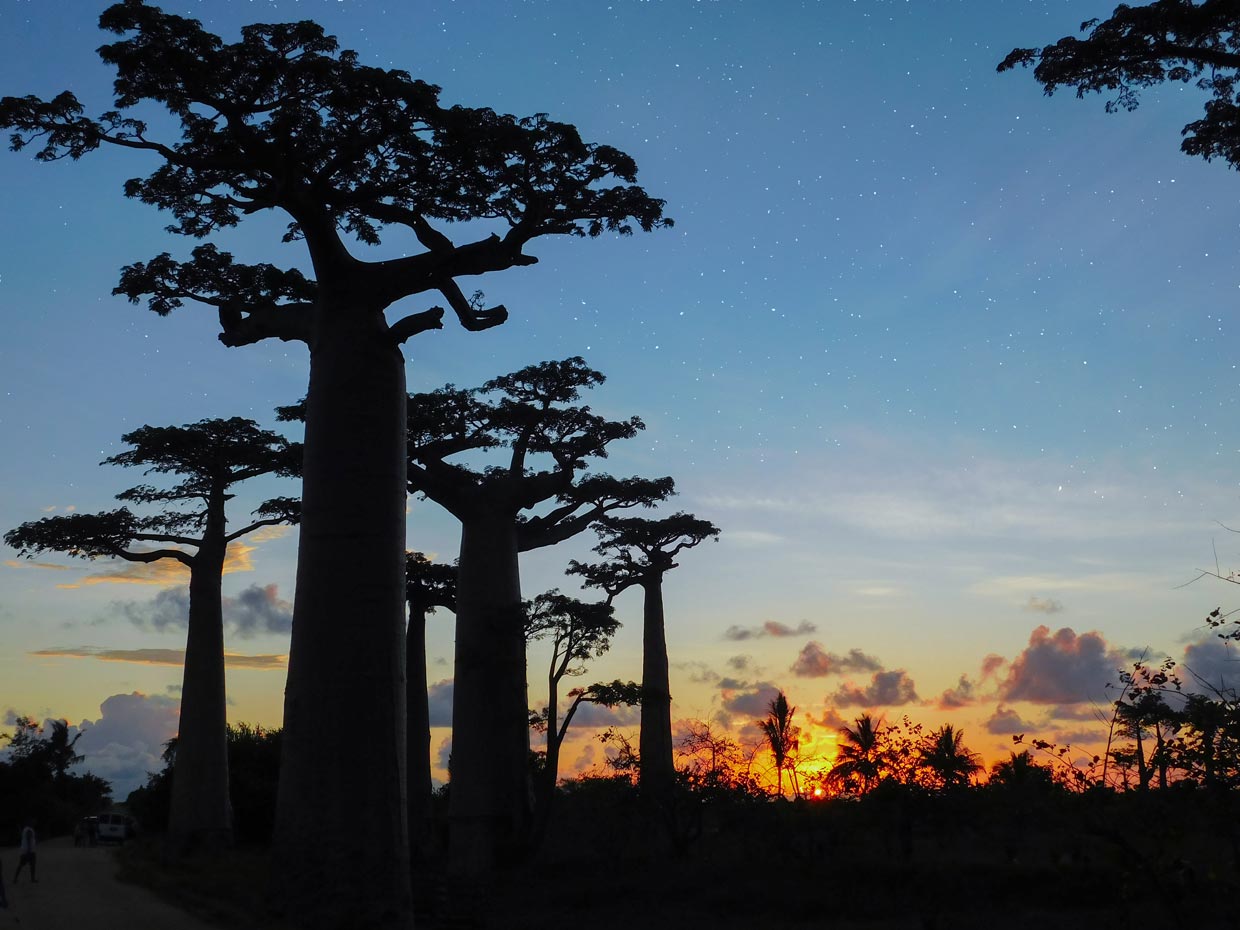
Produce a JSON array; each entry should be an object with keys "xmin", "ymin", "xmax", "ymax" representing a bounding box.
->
[{"xmin": 0, "ymin": 837, "xmax": 216, "ymax": 930}]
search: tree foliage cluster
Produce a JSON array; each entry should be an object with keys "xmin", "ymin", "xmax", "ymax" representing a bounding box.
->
[
  {"xmin": 0, "ymin": 717, "xmax": 111, "ymax": 840},
  {"xmin": 127, "ymin": 723, "xmax": 282, "ymax": 847}
]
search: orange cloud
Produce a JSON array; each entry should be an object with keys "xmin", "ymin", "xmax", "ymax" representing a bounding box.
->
[
  {"xmin": 53, "ymin": 538, "xmax": 266, "ymax": 589},
  {"xmin": 5, "ymin": 559, "xmax": 72, "ymax": 571},
  {"xmin": 31, "ymin": 646, "xmax": 286, "ymax": 670}
]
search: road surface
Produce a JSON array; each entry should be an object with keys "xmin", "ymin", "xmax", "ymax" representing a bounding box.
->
[{"xmin": 0, "ymin": 837, "xmax": 216, "ymax": 930}]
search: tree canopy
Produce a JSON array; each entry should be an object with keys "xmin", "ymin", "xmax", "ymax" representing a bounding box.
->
[
  {"xmin": 5, "ymin": 417, "xmax": 300, "ymax": 566},
  {"xmin": 1, "ymin": 0, "xmax": 671, "ymax": 345},
  {"xmin": 998, "ymin": 1, "xmax": 1240, "ymax": 168}
]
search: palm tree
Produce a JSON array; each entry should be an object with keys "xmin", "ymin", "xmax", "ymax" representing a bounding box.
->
[
  {"xmin": 757, "ymin": 691, "xmax": 799, "ymax": 798},
  {"xmin": 988, "ymin": 750, "xmax": 1055, "ymax": 791},
  {"xmin": 830, "ymin": 714, "xmax": 886, "ymax": 795},
  {"xmin": 918, "ymin": 724, "xmax": 982, "ymax": 790}
]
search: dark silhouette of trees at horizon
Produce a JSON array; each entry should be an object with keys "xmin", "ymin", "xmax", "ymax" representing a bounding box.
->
[
  {"xmin": 1, "ymin": 1, "xmax": 670, "ymax": 918},
  {"xmin": 570, "ymin": 512, "xmax": 719, "ymax": 810},
  {"xmin": 4, "ymin": 417, "xmax": 299, "ymax": 855},
  {"xmin": 0, "ymin": 718, "xmax": 111, "ymax": 842},
  {"xmin": 999, "ymin": 1, "xmax": 1240, "ymax": 170}
]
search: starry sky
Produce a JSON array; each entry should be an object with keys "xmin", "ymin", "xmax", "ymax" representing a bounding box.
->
[{"xmin": 4, "ymin": 0, "xmax": 1240, "ymax": 796}]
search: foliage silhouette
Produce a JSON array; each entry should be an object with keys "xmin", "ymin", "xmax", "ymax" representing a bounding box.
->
[
  {"xmin": 0, "ymin": 718, "xmax": 111, "ymax": 842},
  {"xmin": 5, "ymin": 417, "xmax": 298, "ymax": 854},
  {"xmin": 524, "ymin": 588, "xmax": 635, "ymax": 839},
  {"xmin": 756, "ymin": 691, "xmax": 800, "ymax": 798},
  {"xmin": 999, "ymin": 1, "xmax": 1240, "ymax": 169},
  {"xmin": 1, "ymin": 1, "xmax": 669, "ymax": 915}
]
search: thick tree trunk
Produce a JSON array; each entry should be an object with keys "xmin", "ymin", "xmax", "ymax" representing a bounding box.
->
[
  {"xmin": 273, "ymin": 308, "xmax": 412, "ymax": 930},
  {"xmin": 168, "ymin": 527, "xmax": 231, "ymax": 853},
  {"xmin": 639, "ymin": 578, "xmax": 675, "ymax": 800},
  {"xmin": 449, "ymin": 515, "xmax": 529, "ymax": 874},
  {"xmin": 406, "ymin": 606, "xmax": 432, "ymax": 866}
]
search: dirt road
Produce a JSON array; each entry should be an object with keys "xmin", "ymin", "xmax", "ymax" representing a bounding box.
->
[{"xmin": 0, "ymin": 837, "xmax": 215, "ymax": 930}]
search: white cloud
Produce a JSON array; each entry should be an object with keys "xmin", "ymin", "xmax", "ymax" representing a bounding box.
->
[{"xmin": 74, "ymin": 692, "xmax": 181, "ymax": 799}]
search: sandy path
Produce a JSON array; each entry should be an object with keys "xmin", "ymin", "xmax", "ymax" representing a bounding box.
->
[{"xmin": 0, "ymin": 837, "xmax": 216, "ymax": 930}]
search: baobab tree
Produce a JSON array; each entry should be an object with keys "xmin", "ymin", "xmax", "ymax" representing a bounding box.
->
[
  {"xmin": 4, "ymin": 417, "xmax": 299, "ymax": 853},
  {"xmin": 569, "ymin": 513, "xmax": 720, "ymax": 805},
  {"xmin": 404, "ymin": 358, "xmax": 673, "ymax": 871},
  {"xmin": 404, "ymin": 551, "xmax": 456, "ymax": 866},
  {"xmin": 1, "ymin": 4, "xmax": 669, "ymax": 921},
  {"xmin": 999, "ymin": 2, "xmax": 1240, "ymax": 170}
]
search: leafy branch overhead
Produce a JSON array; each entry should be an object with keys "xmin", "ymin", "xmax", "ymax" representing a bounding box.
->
[
  {"xmin": 0, "ymin": 0, "xmax": 671, "ymax": 348},
  {"xmin": 999, "ymin": 1, "xmax": 1240, "ymax": 168}
]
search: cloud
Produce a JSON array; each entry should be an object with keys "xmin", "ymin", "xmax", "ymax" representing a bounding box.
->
[
  {"xmin": 111, "ymin": 583, "xmax": 293, "ymax": 638},
  {"xmin": 723, "ymin": 620, "xmax": 817, "ymax": 641},
  {"xmin": 1047, "ymin": 704, "xmax": 1105, "ymax": 723},
  {"xmin": 1025, "ymin": 596, "xmax": 1065, "ymax": 614},
  {"xmin": 806, "ymin": 706, "xmax": 850, "ymax": 732},
  {"xmin": 674, "ymin": 661, "xmax": 720, "ymax": 685},
  {"xmin": 726, "ymin": 655, "xmax": 753, "ymax": 672},
  {"xmin": 985, "ymin": 705, "xmax": 1033, "ymax": 735},
  {"xmin": 54, "ymin": 539, "xmax": 267, "ymax": 589},
  {"xmin": 936, "ymin": 675, "xmax": 978, "ymax": 710},
  {"xmin": 790, "ymin": 643, "xmax": 882, "ymax": 678},
  {"xmin": 565, "ymin": 700, "xmax": 640, "ymax": 729},
  {"xmin": 427, "ymin": 679, "xmax": 453, "ymax": 728},
  {"xmin": 74, "ymin": 691, "xmax": 181, "ymax": 798},
  {"xmin": 998, "ymin": 626, "xmax": 1126, "ymax": 705},
  {"xmin": 435, "ymin": 737, "xmax": 452, "ymax": 779},
  {"xmin": 1180, "ymin": 636, "xmax": 1240, "ymax": 696},
  {"xmin": 717, "ymin": 681, "xmax": 782, "ymax": 728},
  {"xmin": 4, "ymin": 559, "xmax": 72, "ymax": 572},
  {"xmin": 829, "ymin": 669, "xmax": 919, "ymax": 708},
  {"xmin": 30, "ymin": 646, "xmax": 286, "ymax": 670},
  {"xmin": 723, "ymin": 530, "xmax": 783, "ymax": 547}
]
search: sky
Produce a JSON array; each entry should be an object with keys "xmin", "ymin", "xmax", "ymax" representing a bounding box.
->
[{"xmin": 4, "ymin": 0, "xmax": 1240, "ymax": 798}]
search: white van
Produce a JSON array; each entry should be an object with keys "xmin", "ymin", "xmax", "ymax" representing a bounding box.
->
[{"xmin": 95, "ymin": 812, "xmax": 138, "ymax": 844}]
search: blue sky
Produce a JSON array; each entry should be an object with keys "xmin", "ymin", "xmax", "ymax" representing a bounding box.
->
[{"xmin": 4, "ymin": 0, "xmax": 1240, "ymax": 795}]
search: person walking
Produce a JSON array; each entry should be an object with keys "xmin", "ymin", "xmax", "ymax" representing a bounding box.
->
[{"xmin": 13, "ymin": 822, "xmax": 36, "ymax": 884}]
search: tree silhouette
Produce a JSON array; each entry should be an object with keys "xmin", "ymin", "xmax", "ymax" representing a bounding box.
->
[
  {"xmin": 987, "ymin": 750, "xmax": 1056, "ymax": 791},
  {"xmin": 5, "ymin": 417, "xmax": 298, "ymax": 853},
  {"xmin": 918, "ymin": 724, "xmax": 982, "ymax": 791},
  {"xmin": 757, "ymin": 691, "xmax": 800, "ymax": 799},
  {"xmin": 525, "ymin": 590, "xmax": 635, "ymax": 835},
  {"xmin": 570, "ymin": 513, "xmax": 719, "ymax": 805},
  {"xmin": 403, "ymin": 357, "xmax": 672, "ymax": 870},
  {"xmin": 830, "ymin": 714, "xmax": 887, "ymax": 796},
  {"xmin": 404, "ymin": 551, "xmax": 456, "ymax": 866},
  {"xmin": 1, "ymin": 3, "xmax": 669, "ymax": 916},
  {"xmin": 999, "ymin": 2, "xmax": 1240, "ymax": 169}
]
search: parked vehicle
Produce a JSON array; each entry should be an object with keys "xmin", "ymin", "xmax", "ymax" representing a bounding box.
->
[{"xmin": 94, "ymin": 812, "xmax": 138, "ymax": 845}]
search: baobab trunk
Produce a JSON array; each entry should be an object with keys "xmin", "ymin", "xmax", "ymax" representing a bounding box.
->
[
  {"xmin": 273, "ymin": 309, "xmax": 412, "ymax": 930},
  {"xmin": 449, "ymin": 515, "xmax": 530, "ymax": 874},
  {"xmin": 406, "ymin": 603, "xmax": 432, "ymax": 866},
  {"xmin": 639, "ymin": 579, "xmax": 675, "ymax": 800},
  {"xmin": 168, "ymin": 525, "xmax": 230, "ymax": 853}
]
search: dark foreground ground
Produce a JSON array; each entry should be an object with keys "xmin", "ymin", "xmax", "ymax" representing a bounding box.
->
[{"xmin": 114, "ymin": 784, "xmax": 1240, "ymax": 929}]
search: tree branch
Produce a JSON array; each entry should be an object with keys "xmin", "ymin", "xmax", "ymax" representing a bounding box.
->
[{"xmin": 389, "ymin": 307, "xmax": 445, "ymax": 345}]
